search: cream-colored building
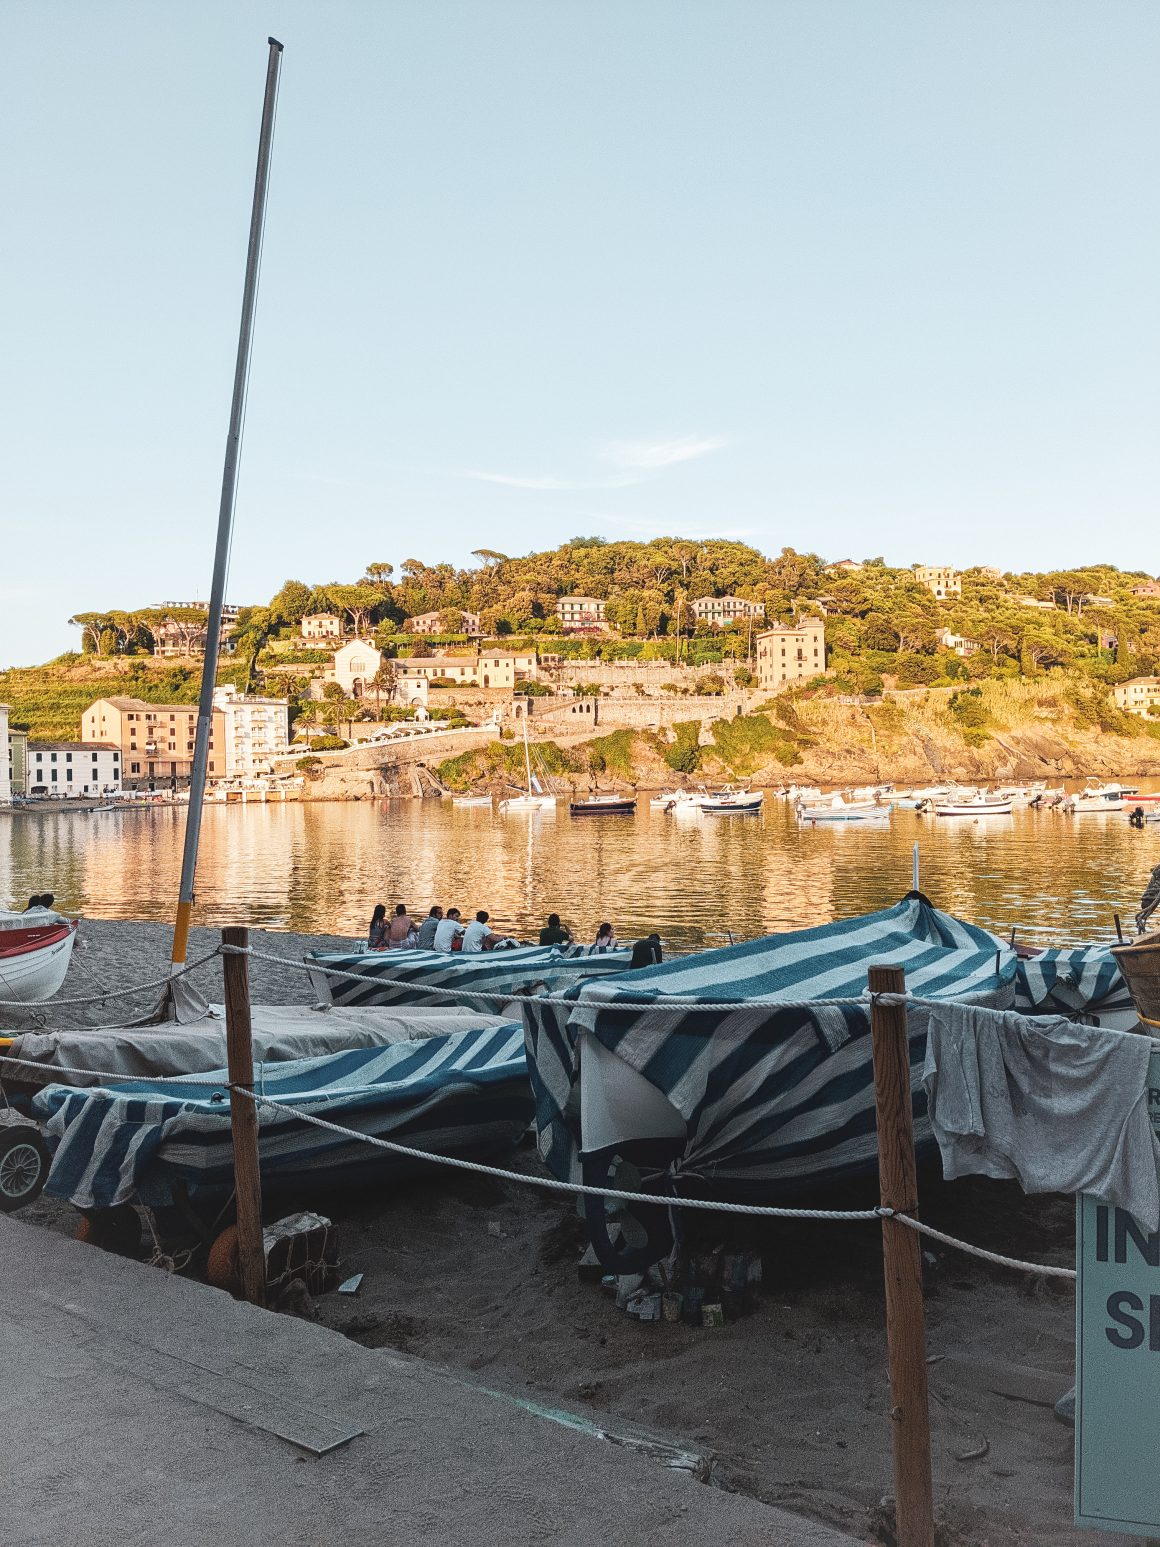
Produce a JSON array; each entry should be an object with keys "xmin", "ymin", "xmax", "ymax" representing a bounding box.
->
[
  {"xmin": 556, "ymin": 596, "xmax": 607, "ymax": 632},
  {"xmin": 934, "ymin": 627, "xmax": 978, "ymax": 657},
  {"xmin": 151, "ymin": 602, "xmax": 242, "ymax": 657},
  {"xmin": 913, "ymin": 566, "xmax": 962, "ymax": 600},
  {"xmin": 755, "ymin": 620, "xmax": 825, "ymax": 692},
  {"xmin": 329, "ymin": 642, "xmax": 429, "ymax": 707},
  {"xmin": 81, "ymin": 697, "xmax": 224, "ymax": 787},
  {"xmin": 406, "ymin": 610, "xmax": 481, "ymax": 636},
  {"xmin": 402, "ymin": 651, "xmax": 537, "ymax": 689},
  {"xmin": 828, "ymin": 559, "xmax": 863, "ymax": 573},
  {"xmin": 1113, "ymin": 677, "xmax": 1160, "ymax": 717},
  {"xmin": 690, "ymin": 595, "xmax": 764, "ymax": 627},
  {"xmin": 28, "ymin": 742, "xmax": 122, "ymax": 797},
  {"xmin": 1132, "ymin": 582, "xmax": 1160, "ymax": 599},
  {"xmin": 301, "ymin": 612, "xmax": 344, "ymax": 640},
  {"xmin": 212, "ymin": 686, "xmax": 291, "ymax": 775},
  {"xmin": 1018, "ymin": 596, "xmax": 1056, "ymax": 611},
  {"xmin": 0, "ymin": 703, "xmax": 10, "ymax": 804}
]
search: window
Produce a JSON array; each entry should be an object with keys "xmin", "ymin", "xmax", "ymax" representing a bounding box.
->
[
  {"xmin": 131, "ymin": 762, "xmax": 140, "ymax": 774},
  {"xmin": 50, "ymin": 752, "xmax": 57, "ymax": 763},
  {"xmin": 51, "ymin": 768, "xmax": 58, "ymax": 782},
  {"xmin": 66, "ymin": 752, "xmax": 72, "ymax": 763}
]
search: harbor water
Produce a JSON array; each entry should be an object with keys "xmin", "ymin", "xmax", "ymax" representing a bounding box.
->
[{"xmin": 2, "ymin": 793, "xmax": 1158, "ymax": 951}]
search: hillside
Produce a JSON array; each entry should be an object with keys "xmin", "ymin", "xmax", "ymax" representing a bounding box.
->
[{"xmin": 0, "ymin": 654, "xmax": 246, "ymax": 741}]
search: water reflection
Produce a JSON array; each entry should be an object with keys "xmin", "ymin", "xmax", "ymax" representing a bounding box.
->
[{"xmin": 1, "ymin": 794, "xmax": 1157, "ymax": 950}]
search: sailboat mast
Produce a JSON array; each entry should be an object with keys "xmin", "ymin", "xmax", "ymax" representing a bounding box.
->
[
  {"xmin": 523, "ymin": 716, "xmax": 533, "ymax": 795},
  {"xmin": 172, "ymin": 38, "xmax": 284, "ymax": 966}
]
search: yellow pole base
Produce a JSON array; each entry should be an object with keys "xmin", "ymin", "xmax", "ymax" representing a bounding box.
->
[{"xmin": 172, "ymin": 899, "xmax": 194, "ymax": 966}]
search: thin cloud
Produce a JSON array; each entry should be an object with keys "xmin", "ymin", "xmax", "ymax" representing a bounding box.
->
[
  {"xmin": 464, "ymin": 469, "xmax": 644, "ymax": 491},
  {"xmin": 600, "ymin": 434, "xmax": 728, "ymax": 470}
]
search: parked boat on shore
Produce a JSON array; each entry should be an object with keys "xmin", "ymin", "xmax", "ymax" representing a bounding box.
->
[{"xmin": 0, "ymin": 909, "xmax": 78, "ymax": 1006}]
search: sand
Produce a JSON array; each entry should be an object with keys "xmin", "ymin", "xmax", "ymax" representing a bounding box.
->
[{"xmin": 11, "ymin": 919, "xmax": 1129, "ymax": 1547}]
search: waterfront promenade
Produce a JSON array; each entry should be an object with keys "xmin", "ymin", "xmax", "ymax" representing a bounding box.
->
[{"xmin": 0, "ymin": 1216, "xmax": 857, "ymax": 1547}]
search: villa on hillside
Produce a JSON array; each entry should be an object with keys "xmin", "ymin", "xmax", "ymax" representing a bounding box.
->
[
  {"xmin": 403, "ymin": 651, "xmax": 537, "ymax": 690},
  {"xmin": 301, "ymin": 612, "xmax": 344, "ymax": 640},
  {"xmin": 1018, "ymin": 596, "xmax": 1056, "ymax": 611},
  {"xmin": 827, "ymin": 559, "xmax": 863, "ymax": 572},
  {"xmin": 150, "ymin": 601, "xmax": 243, "ymax": 658},
  {"xmin": 690, "ymin": 595, "xmax": 765, "ymax": 627},
  {"xmin": 1113, "ymin": 677, "xmax": 1160, "ymax": 717},
  {"xmin": 1132, "ymin": 582, "xmax": 1160, "ymax": 599},
  {"xmin": 935, "ymin": 628, "xmax": 978, "ymax": 657},
  {"xmin": 755, "ymin": 619, "xmax": 825, "ymax": 692},
  {"xmin": 330, "ymin": 642, "xmax": 429, "ymax": 707},
  {"xmin": 556, "ymin": 597, "xmax": 607, "ymax": 633},
  {"xmin": 406, "ymin": 610, "xmax": 481, "ymax": 635},
  {"xmin": 913, "ymin": 565, "xmax": 962, "ymax": 600}
]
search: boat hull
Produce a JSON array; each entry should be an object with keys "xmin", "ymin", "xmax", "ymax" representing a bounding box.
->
[
  {"xmin": 569, "ymin": 799, "xmax": 636, "ymax": 816},
  {"xmin": 933, "ymin": 801, "xmax": 1013, "ymax": 816},
  {"xmin": 0, "ymin": 923, "xmax": 77, "ymax": 1005},
  {"xmin": 1111, "ymin": 933, "xmax": 1160, "ymax": 1023}
]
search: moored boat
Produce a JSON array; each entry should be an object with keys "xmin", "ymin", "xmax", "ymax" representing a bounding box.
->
[
  {"xmin": 932, "ymin": 795, "xmax": 1013, "ymax": 816},
  {"xmin": 569, "ymin": 793, "xmax": 636, "ymax": 816},
  {"xmin": 0, "ymin": 910, "xmax": 78, "ymax": 1006},
  {"xmin": 796, "ymin": 794, "xmax": 886, "ymax": 822},
  {"xmin": 696, "ymin": 785, "xmax": 763, "ymax": 813}
]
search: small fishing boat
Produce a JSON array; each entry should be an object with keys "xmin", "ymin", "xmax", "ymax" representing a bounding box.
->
[
  {"xmin": 1063, "ymin": 788, "xmax": 1124, "ymax": 813},
  {"xmin": 851, "ymin": 783, "xmax": 894, "ymax": 801},
  {"xmin": 649, "ymin": 789, "xmax": 700, "ymax": 810},
  {"xmin": 932, "ymin": 795, "xmax": 1013, "ymax": 816},
  {"xmin": 0, "ymin": 909, "xmax": 78, "ymax": 1006},
  {"xmin": 796, "ymin": 794, "xmax": 885, "ymax": 822},
  {"xmin": 696, "ymin": 785, "xmax": 763, "ymax": 813},
  {"xmin": 569, "ymin": 793, "xmax": 636, "ymax": 816},
  {"xmin": 452, "ymin": 795, "xmax": 494, "ymax": 807}
]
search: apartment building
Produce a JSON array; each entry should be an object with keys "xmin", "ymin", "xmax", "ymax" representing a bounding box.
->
[
  {"xmin": 556, "ymin": 597, "xmax": 607, "ymax": 633},
  {"xmin": 6, "ymin": 724, "xmax": 28, "ymax": 798},
  {"xmin": 755, "ymin": 619, "xmax": 826, "ymax": 692},
  {"xmin": 690, "ymin": 595, "xmax": 765, "ymax": 627},
  {"xmin": 212, "ymin": 686, "xmax": 291, "ymax": 776},
  {"xmin": 0, "ymin": 704, "xmax": 10, "ymax": 804},
  {"xmin": 913, "ymin": 566, "xmax": 962, "ymax": 600},
  {"xmin": 28, "ymin": 742, "xmax": 121, "ymax": 797},
  {"xmin": 82, "ymin": 698, "xmax": 224, "ymax": 787},
  {"xmin": 1113, "ymin": 677, "xmax": 1160, "ymax": 718}
]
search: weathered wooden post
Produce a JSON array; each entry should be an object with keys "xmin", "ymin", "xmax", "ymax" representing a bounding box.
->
[
  {"xmin": 223, "ymin": 926, "xmax": 266, "ymax": 1307},
  {"xmin": 868, "ymin": 963, "xmax": 934, "ymax": 1547}
]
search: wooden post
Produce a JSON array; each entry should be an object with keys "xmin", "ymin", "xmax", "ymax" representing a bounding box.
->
[
  {"xmin": 868, "ymin": 963, "xmax": 934, "ymax": 1547},
  {"xmin": 223, "ymin": 926, "xmax": 266, "ymax": 1307}
]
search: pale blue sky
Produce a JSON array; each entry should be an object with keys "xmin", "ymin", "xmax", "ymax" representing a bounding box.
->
[{"xmin": 3, "ymin": 1, "xmax": 1158, "ymax": 668}]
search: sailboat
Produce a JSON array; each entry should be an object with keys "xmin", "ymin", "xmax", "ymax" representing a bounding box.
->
[{"xmin": 499, "ymin": 720, "xmax": 557, "ymax": 811}]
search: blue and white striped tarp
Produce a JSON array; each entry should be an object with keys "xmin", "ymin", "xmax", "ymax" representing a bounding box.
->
[
  {"xmin": 306, "ymin": 942, "xmax": 634, "ymax": 1008},
  {"xmin": 32, "ymin": 1023, "xmax": 530, "ymax": 1211},
  {"xmin": 522, "ymin": 896, "xmax": 1016, "ymax": 1191},
  {"xmin": 1014, "ymin": 946, "xmax": 1134, "ymax": 1025}
]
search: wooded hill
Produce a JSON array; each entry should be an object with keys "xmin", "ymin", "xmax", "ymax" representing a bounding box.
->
[{"xmin": 68, "ymin": 539, "xmax": 1160, "ymax": 698}]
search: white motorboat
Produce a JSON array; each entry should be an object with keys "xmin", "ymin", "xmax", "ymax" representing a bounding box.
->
[
  {"xmin": 650, "ymin": 789, "xmax": 701, "ymax": 811},
  {"xmin": 0, "ymin": 909, "xmax": 78, "ymax": 1005},
  {"xmin": 499, "ymin": 720, "xmax": 558, "ymax": 812},
  {"xmin": 796, "ymin": 794, "xmax": 886, "ymax": 822},
  {"xmin": 932, "ymin": 795, "xmax": 1013, "ymax": 816},
  {"xmin": 779, "ymin": 783, "xmax": 822, "ymax": 803},
  {"xmin": 851, "ymin": 783, "xmax": 894, "ymax": 802},
  {"xmin": 1063, "ymin": 789, "xmax": 1124, "ymax": 813},
  {"xmin": 452, "ymin": 795, "xmax": 494, "ymax": 807},
  {"xmin": 698, "ymin": 786, "xmax": 764, "ymax": 814}
]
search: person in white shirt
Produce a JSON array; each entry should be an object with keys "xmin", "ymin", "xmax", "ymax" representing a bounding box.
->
[
  {"xmin": 461, "ymin": 910, "xmax": 501, "ymax": 953},
  {"xmin": 433, "ymin": 908, "xmax": 465, "ymax": 951}
]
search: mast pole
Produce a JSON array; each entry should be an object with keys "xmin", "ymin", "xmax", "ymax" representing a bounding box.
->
[
  {"xmin": 172, "ymin": 39, "xmax": 284, "ymax": 966},
  {"xmin": 523, "ymin": 715, "xmax": 533, "ymax": 795}
]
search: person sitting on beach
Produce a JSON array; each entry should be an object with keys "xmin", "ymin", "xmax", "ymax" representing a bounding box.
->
[
  {"xmin": 416, "ymin": 906, "xmax": 443, "ymax": 950},
  {"xmin": 593, "ymin": 921, "xmax": 618, "ymax": 952},
  {"xmin": 433, "ymin": 908, "xmax": 465, "ymax": 951},
  {"xmin": 387, "ymin": 903, "xmax": 416, "ymax": 948},
  {"xmin": 629, "ymin": 933, "xmax": 663, "ymax": 969},
  {"xmin": 538, "ymin": 912, "xmax": 571, "ymax": 947},
  {"xmin": 367, "ymin": 904, "xmax": 389, "ymax": 950},
  {"xmin": 462, "ymin": 910, "xmax": 502, "ymax": 953}
]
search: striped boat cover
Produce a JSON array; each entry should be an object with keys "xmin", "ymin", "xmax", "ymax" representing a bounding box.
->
[
  {"xmin": 306, "ymin": 943, "xmax": 634, "ymax": 1008},
  {"xmin": 522, "ymin": 896, "xmax": 1015, "ymax": 1191},
  {"xmin": 32, "ymin": 1023, "xmax": 530, "ymax": 1211},
  {"xmin": 1014, "ymin": 947, "xmax": 1133, "ymax": 1022}
]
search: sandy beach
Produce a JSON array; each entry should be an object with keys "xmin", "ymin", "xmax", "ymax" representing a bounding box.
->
[{"xmin": 9, "ymin": 919, "xmax": 1115, "ymax": 1547}]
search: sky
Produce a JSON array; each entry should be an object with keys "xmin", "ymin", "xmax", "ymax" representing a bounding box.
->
[{"xmin": 2, "ymin": 1, "xmax": 1158, "ymax": 668}]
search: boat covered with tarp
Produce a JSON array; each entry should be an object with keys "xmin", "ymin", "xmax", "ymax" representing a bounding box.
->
[
  {"xmin": 306, "ymin": 942, "xmax": 634, "ymax": 1008},
  {"xmin": 30, "ymin": 1022, "xmax": 530, "ymax": 1211},
  {"xmin": 1013, "ymin": 945, "xmax": 1137, "ymax": 1029}
]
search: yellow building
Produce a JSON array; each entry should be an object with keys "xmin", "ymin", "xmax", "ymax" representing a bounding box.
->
[
  {"xmin": 913, "ymin": 565, "xmax": 962, "ymax": 600},
  {"xmin": 1113, "ymin": 677, "xmax": 1160, "ymax": 718},
  {"xmin": 81, "ymin": 697, "xmax": 224, "ymax": 787},
  {"xmin": 755, "ymin": 620, "xmax": 825, "ymax": 692}
]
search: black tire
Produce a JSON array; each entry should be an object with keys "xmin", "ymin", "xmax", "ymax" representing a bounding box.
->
[{"xmin": 0, "ymin": 1126, "xmax": 50, "ymax": 1213}]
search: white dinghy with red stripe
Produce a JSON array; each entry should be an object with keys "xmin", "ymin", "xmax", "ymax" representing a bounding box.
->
[{"xmin": 0, "ymin": 908, "xmax": 78, "ymax": 1005}]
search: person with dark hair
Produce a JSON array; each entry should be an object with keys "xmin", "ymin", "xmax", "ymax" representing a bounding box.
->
[
  {"xmin": 368, "ymin": 904, "xmax": 388, "ymax": 950},
  {"xmin": 433, "ymin": 907, "xmax": 465, "ymax": 951},
  {"xmin": 593, "ymin": 921, "xmax": 618, "ymax": 952},
  {"xmin": 387, "ymin": 902, "xmax": 416, "ymax": 948},
  {"xmin": 462, "ymin": 910, "xmax": 501, "ymax": 953},
  {"xmin": 629, "ymin": 933, "xmax": 662, "ymax": 969},
  {"xmin": 539, "ymin": 912, "xmax": 571, "ymax": 947},
  {"xmin": 416, "ymin": 906, "xmax": 443, "ymax": 950}
]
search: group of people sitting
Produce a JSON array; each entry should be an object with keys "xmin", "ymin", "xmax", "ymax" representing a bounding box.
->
[{"xmin": 367, "ymin": 904, "xmax": 659, "ymax": 962}]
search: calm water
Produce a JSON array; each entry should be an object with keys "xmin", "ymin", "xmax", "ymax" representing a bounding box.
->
[{"xmin": 2, "ymin": 793, "xmax": 1158, "ymax": 951}]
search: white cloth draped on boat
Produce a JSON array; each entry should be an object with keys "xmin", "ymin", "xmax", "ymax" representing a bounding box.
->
[{"xmin": 922, "ymin": 1006, "xmax": 1160, "ymax": 1229}]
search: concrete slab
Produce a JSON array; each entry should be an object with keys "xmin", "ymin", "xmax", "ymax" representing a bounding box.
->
[{"xmin": 1, "ymin": 1218, "xmax": 859, "ymax": 1547}]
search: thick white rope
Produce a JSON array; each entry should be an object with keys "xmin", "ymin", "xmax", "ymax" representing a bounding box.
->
[
  {"xmin": 892, "ymin": 1214, "xmax": 1076, "ymax": 1279},
  {"xmin": 0, "ymin": 949, "xmax": 222, "ymax": 1011}
]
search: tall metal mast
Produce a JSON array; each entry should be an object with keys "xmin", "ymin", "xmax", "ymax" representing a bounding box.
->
[{"xmin": 172, "ymin": 38, "xmax": 283, "ymax": 966}]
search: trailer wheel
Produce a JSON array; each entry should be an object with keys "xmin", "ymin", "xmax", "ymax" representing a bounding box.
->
[
  {"xmin": 0, "ymin": 1127, "xmax": 50, "ymax": 1212},
  {"xmin": 75, "ymin": 1205, "xmax": 142, "ymax": 1256}
]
